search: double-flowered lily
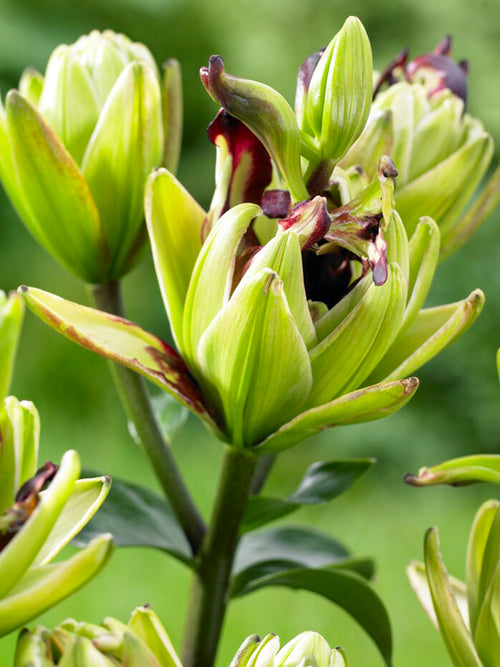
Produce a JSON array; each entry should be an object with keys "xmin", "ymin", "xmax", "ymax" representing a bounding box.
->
[
  {"xmin": 19, "ymin": 152, "xmax": 483, "ymax": 450},
  {"xmin": 408, "ymin": 500, "xmax": 500, "ymax": 667},
  {"xmin": 0, "ymin": 395, "xmax": 113, "ymax": 637},
  {"xmin": 230, "ymin": 631, "xmax": 348, "ymax": 667},
  {"xmin": 14, "ymin": 605, "xmax": 182, "ymax": 666},
  {"xmin": 0, "ymin": 30, "xmax": 181, "ymax": 283}
]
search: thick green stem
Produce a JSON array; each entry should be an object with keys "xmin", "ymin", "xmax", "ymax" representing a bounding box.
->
[
  {"xmin": 182, "ymin": 447, "xmax": 258, "ymax": 667},
  {"xmin": 91, "ymin": 280, "xmax": 205, "ymax": 553}
]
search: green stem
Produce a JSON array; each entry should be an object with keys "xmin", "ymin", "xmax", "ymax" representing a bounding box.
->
[
  {"xmin": 182, "ymin": 446, "xmax": 258, "ymax": 667},
  {"xmin": 90, "ymin": 280, "xmax": 206, "ymax": 553}
]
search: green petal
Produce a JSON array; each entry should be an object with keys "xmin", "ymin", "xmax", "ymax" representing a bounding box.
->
[
  {"xmin": 19, "ymin": 286, "xmax": 214, "ymax": 426},
  {"xmin": 256, "ymin": 377, "xmax": 418, "ymax": 452},
  {"xmin": 396, "ymin": 132, "xmax": 494, "ymax": 237},
  {"xmin": 38, "ymin": 45, "xmax": 101, "ymax": 164},
  {"xmin": 424, "ymin": 528, "xmax": 482, "ymax": 667},
  {"xmin": 244, "ymin": 231, "xmax": 316, "ymax": 348},
  {"xmin": 14, "ymin": 627, "xmax": 54, "ymax": 667},
  {"xmin": 0, "ymin": 450, "xmax": 80, "ymax": 599},
  {"xmin": 81, "ymin": 62, "xmax": 163, "ymax": 277},
  {"xmin": 441, "ymin": 163, "xmax": 500, "ymax": 260},
  {"xmin": 128, "ymin": 606, "xmax": 183, "ymax": 667},
  {"xmin": 407, "ymin": 560, "xmax": 469, "ymax": 631},
  {"xmin": 401, "ymin": 217, "xmax": 440, "ymax": 334},
  {"xmin": 5, "ymin": 91, "xmax": 107, "ymax": 283},
  {"xmin": 474, "ymin": 554, "xmax": 500, "ymax": 665},
  {"xmin": 197, "ymin": 269, "xmax": 312, "ymax": 447},
  {"xmin": 34, "ymin": 476, "xmax": 111, "ymax": 566},
  {"xmin": 0, "ymin": 291, "xmax": 24, "ymax": 401},
  {"xmin": 145, "ymin": 169, "xmax": 204, "ymax": 350},
  {"xmin": 0, "ymin": 534, "xmax": 113, "ymax": 638},
  {"xmin": 121, "ymin": 631, "xmax": 163, "ymax": 667},
  {"xmin": 307, "ymin": 263, "xmax": 407, "ymax": 407},
  {"xmin": 467, "ymin": 500, "xmax": 500, "ymax": 634},
  {"xmin": 370, "ymin": 289, "xmax": 484, "ymax": 382},
  {"xmin": 405, "ymin": 455, "xmax": 500, "ymax": 488},
  {"xmin": 182, "ymin": 203, "xmax": 261, "ymax": 364},
  {"xmin": 339, "ymin": 109, "xmax": 393, "ymax": 179},
  {"xmin": 0, "ymin": 397, "xmax": 39, "ymax": 515},
  {"xmin": 58, "ymin": 636, "xmax": 115, "ymax": 667},
  {"xmin": 161, "ymin": 59, "xmax": 183, "ymax": 175},
  {"xmin": 18, "ymin": 68, "xmax": 44, "ymax": 107}
]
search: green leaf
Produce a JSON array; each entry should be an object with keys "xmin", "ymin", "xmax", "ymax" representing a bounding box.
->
[
  {"xmin": 182, "ymin": 203, "xmax": 260, "ymax": 365},
  {"xmin": 19, "ymin": 285, "xmax": 215, "ymax": 428},
  {"xmin": 371, "ymin": 289, "xmax": 484, "ymax": 383},
  {"xmin": 73, "ymin": 475, "xmax": 192, "ymax": 566},
  {"xmin": 241, "ymin": 459, "xmax": 374, "ymax": 532},
  {"xmin": 145, "ymin": 168, "xmax": 204, "ymax": 349},
  {"xmin": 197, "ymin": 269, "xmax": 312, "ymax": 447},
  {"xmin": 81, "ymin": 62, "xmax": 163, "ymax": 276},
  {"xmin": 0, "ymin": 450, "xmax": 80, "ymax": 599},
  {"xmin": 0, "ymin": 534, "xmax": 113, "ymax": 639},
  {"xmin": 5, "ymin": 91, "xmax": 107, "ymax": 283},
  {"xmin": 232, "ymin": 563, "xmax": 392, "ymax": 666},
  {"xmin": 467, "ymin": 500, "xmax": 500, "ymax": 634},
  {"xmin": 405, "ymin": 455, "xmax": 500, "ymax": 487},
  {"xmin": 257, "ymin": 378, "xmax": 418, "ymax": 452},
  {"xmin": 424, "ymin": 527, "xmax": 482, "ymax": 667}
]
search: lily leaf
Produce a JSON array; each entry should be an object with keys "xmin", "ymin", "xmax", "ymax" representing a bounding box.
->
[
  {"xmin": 241, "ymin": 459, "xmax": 374, "ymax": 532},
  {"xmin": 73, "ymin": 474, "xmax": 193, "ymax": 566},
  {"xmin": 19, "ymin": 285, "xmax": 215, "ymax": 427}
]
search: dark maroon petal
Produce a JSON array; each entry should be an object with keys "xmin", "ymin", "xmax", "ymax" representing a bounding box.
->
[
  {"xmin": 279, "ymin": 197, "xmax": 332, "ymax": 249},
  {"xmin": 296, "ymin": 48, "xmax": 325, "ymax": 95},
  {"xmin": 373, "ymin": 48, "xmax": 409, "ymax": 98},
  {"xmin": 407, "ymin": 52, "xmax": 468, "ymax": 104},
  {"xmin": 207, "ymin": 109, "xmax": 272, "ymax": 214}
]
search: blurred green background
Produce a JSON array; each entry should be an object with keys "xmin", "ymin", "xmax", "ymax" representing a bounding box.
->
[{"xmin": 1, "ymin": 0, "xmax": 500, "ymax": 664}]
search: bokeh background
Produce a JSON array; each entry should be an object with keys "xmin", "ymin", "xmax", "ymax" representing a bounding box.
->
[{"xmin": 1, "ymin": 0, "xmax": 500, "ymax": 664}]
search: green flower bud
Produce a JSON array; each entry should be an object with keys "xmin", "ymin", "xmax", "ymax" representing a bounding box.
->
[
  {"xmin": 339, "ymin": 38, "xmax": 500, "ymax": 258},
  {"xmin": 302, "ymin": 16, "xmax": 373, "ymax": 163},
  {"xmin": 230, "ymin": 631, "xmax": 349, "ymax": 666},
  {"xmin": 15, "ymin": 606, "xmax": 182, "ymax": 667},
  {"xmin": 408, "ymin": 499, "xmax": 500, "ymax": 666},
  {"xmin": 20, "ymin": 158, "xmax": 483, "ymax": 449},
  {"xmin": 0, "ymin": 30, "xmax": 179, "ymax": 283},
  {"xmin": 0, "ymin": 398, "xmax": 113, "ymax": 637}
]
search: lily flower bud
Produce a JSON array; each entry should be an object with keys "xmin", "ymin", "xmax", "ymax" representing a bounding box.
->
[
  {"xmin": 230, "ymin": 631, "xmax": 349, "ymax": 666},
  {"xmin": 0, "ymin": 30, "xmax": 178, "ymax": 284},
  {"xmin": 408, "ymin": 500, "xmax": 500, "ymax": 666},
  {"xmin": 0, "ymin": 398, "xmax": 113, "ymax": 637},
  {"xmin": 302, "ymin": 16, "xmax": 373, "ymax": 163},
  {"xmin": 15, "ymin": 606, "xmax": 182, "ymax": 667}
]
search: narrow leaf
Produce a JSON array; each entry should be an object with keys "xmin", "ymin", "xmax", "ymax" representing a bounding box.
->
[{"xmin": 73, "ymin": 475, "xmax": 192, "ymax": 565}]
